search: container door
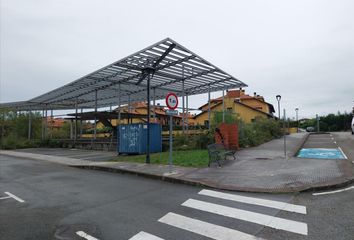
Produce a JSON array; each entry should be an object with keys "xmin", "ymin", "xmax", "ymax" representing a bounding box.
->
[{"xmin": 119, "ymin": 124, "xmax": 141, "ymax": 154}]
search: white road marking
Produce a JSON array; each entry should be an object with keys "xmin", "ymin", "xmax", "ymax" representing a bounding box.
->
[
  {"xmin": 313, "ymin": 186, "xmax": 354, "ymax": 196},
  {"xmin": 338, "ymin": 147, "xmax": 348, "ymax": 159},
  {"xmin": 0, "ymin": 196, "xmax": 11, "ymax": 200},
  {"xmin": 129, "ymin": 231, "xmax": 165, "ymax": 240},
  {"xmin": 76, "ymin": 231, "xmax": 99, "ymax": 240},
  {"xmin": 4, "ymin": 192, "xmax": 25, "ymax": 203},
  {"xmin": 159, "ymin": 212, "xmax": 262, "ymax": 240},
  {"xmin": 199, "ymin": 189, "xmax": 306, "ymax": 214},
  {"xmin": 182, "ymin": 199, "xmax": 308, "ymax": 235}
]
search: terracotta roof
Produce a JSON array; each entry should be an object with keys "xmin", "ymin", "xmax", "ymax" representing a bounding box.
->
[
  {"xmin": 194, "ymin": 100, "xmax": 274, "ymax": 119},
  {"xmin": 208, "ymin": 91, "xmax": 275, "ymax": 114}
]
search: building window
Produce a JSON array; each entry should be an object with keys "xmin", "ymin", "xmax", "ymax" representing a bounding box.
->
[{"xmin": 227, "ymin": 107, "xmax": 233, "ymax": 112}]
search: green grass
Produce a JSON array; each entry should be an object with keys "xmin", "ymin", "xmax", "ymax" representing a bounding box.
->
[{"xmin": 111, "ymin": 149, "xmax": 209, "ymax": 167}]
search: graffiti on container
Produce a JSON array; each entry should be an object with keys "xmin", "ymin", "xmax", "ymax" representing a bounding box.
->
[{"xmin": 122, "ymin": 125, "xmax": 140, "ymax": 149}]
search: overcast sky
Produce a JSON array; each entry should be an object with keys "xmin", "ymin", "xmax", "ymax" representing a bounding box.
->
[{"xmin": 1, "ymin": 0, "xmax": 353, "ymax": 119}]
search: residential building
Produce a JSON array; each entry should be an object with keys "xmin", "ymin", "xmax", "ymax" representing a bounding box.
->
[
  {"xmin": 97, "ymin": 102, "xmax": 194, "ymax": 129},
  {"xmin": 194, "ymin": 89, "xmax": 275, "ymax": 126}
]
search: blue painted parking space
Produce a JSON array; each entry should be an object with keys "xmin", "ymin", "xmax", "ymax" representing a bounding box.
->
[{"xmin": 297, "ymin": 148, "xmax": 346, "ymax": 160}]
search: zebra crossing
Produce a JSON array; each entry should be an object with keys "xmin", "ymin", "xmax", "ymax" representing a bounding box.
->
[{"xmin": 129, "ymin": 189, "xmax": 308, "ymax": 240}]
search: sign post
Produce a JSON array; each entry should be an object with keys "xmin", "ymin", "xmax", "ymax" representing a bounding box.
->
[{"xmin": 165, "ymin": 93, "xmax": 178, "ymax": 172}]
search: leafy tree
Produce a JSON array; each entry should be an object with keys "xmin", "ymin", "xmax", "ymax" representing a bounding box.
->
[{"xmin": 300, "ymin": 111, "xmax": 353, "ymax": 132}]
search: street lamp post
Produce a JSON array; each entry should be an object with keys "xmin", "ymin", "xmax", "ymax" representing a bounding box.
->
[
  {"xmin": 276, "ymin": 95, "xmax": 281, "ymax": 120},
  {"xmin": 295, "ymin": 108, "xmax": 299, "ymax": 133},
  {"xmin": 276, "ymin": 95, "xmax": 287, "ymax": 158}
]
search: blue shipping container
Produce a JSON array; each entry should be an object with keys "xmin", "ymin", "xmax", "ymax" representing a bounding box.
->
[{"xmin": 118, "ymin": 123, "xmax": 162, "ymax": 154}]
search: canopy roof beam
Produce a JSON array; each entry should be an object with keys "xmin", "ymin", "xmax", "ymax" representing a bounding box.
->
[{"xmin": 0, "ymin": 38, "xmax": 247, "ymax": 111}]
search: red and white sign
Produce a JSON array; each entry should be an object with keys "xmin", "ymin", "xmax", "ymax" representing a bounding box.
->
[{"xmin": 165, "ymin": 93, "xmax": 178, "ymax": 110}]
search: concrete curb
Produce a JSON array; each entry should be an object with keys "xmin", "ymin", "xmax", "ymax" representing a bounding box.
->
[
  {"xmin": 73, "ymin": 165, "xmax": 208, "ymax": 188},
  {"xmin": 292, "ymin": 132, "xmax": 310, "ymax": 157},
  {"xmin": 2, "ymin": 148, "xmax": 353, "ymax": 194},
  {"xmin": 72, "ymin": 164, "xmax": 354, "ymax": 194}
]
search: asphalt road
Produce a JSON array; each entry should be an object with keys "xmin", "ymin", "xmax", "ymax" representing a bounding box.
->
[{"xmin": 1, "ymin": 155, "xmax": 354, "ymax": 240}]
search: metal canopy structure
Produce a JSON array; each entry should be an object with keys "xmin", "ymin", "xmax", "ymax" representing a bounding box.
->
[{"xmin": 0, "ymin": 38, "xmax": 247, "ymax": 111}]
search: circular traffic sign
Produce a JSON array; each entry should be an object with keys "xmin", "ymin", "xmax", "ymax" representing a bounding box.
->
[{"xmin": 165, "ymin": 92, "xmax": 178, "ymax": 110}]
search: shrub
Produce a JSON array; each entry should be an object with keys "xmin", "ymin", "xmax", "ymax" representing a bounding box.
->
[
  {"xmin": 1, "ymin": 135, "xmax": 37, "ymax": 149},
  {"xmin": 172, "ymin": 131, "xmax": 213, "ymax": 150},
  {"xmin": 239, "ymin": 117, "xmax": 282, "ymax": 148}
]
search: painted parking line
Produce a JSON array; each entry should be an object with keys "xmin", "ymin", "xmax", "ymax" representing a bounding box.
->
[
  {"xmin": 129, "ymin": 231, "xmax": 165, "ymax": 240},
  {"xmin": 76, "ymin": 231, "xmax": 99, "ymax": 240},
  {"xmin": 313, "ymin": 186, "xmax": 354, "ymax": 196},
  {"xmin": 199, "ymin": 189, "xmax": 306, "ymax": 214},
  {"xmin": 338, "ymin": 147, "xmax": 348, "ymax": 159},
  {"xmin": 182, "ymin": 199, "xmax": 308, "ymax": 235},
  {"xmin": 1, "ymin": 192, "xmax": 25, "ymax": 203},
  {"xmin": 159, "ymin": 212, "xmax": 262, "ymax": 240},
  {"xmin": 0, "ymin": 196, "xmax": 11, "ymax": 200}
]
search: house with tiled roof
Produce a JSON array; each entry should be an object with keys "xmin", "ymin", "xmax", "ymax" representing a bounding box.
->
[
  {"xmin": 96, "ymin": 102, "xmax": 194, "ymax": 129},
  {"xmin": 194, "ymin": 89, "xmax": 275, "ymax": 126}
]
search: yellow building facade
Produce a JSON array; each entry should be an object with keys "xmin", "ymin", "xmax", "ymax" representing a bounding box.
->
[{"xmin": 194, "ymin": 89, "xmax": 275, "ymax": 125}]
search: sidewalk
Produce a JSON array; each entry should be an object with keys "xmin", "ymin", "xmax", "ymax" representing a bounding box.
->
[{"xmin": 1, "ymin": 132, "xmax": 353, "ymax": 193}]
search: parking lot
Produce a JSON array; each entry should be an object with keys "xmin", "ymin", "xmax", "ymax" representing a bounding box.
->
[{"xmin": 298, "ymin": 133, "xmax": 348, "ymax": 160}]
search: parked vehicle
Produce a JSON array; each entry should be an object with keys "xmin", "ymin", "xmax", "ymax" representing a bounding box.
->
[{"xmin": 306, "ymin": 126, "xmax": 315, "ymax": 132}]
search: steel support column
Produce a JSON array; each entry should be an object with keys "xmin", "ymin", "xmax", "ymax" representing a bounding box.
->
[
  {"xmin": 41, "ymin": 109, "xmax": 44, "ymax": 141},
  {"xmin": 94, "ymin": 90, "xmax": 97, "ymax": 140},
  {"xmin": 50, "ymin": 109, "xmax": 53, "ymax": 139},
  {"xmin": 70, "ymin": 119, "xmax": 73, "ymax": 140},
  {"xmin": 45, "ymin": 107, "xmax": 48, "ymax": 140},
  {"xmin": 28, "ymin": 109, "xmax": 31, "ymax": 140},
  {"xmin": 153, "ymin": 88, "xmax": 156, "ymax": 122},
  {"xmin": 15, "ymin": 110, "xmax": 18, "ymax": 142},
  {"xmin": 45, "ymin": 108, "xmax": 48, "ymax": 139},
  {"xmin": 186, "ymin": 93, "xmax": 189, "ymax": 135},
  {"xmin": 118, "ymin": 84, "xmax": 121, "ymax": 124},
  {"xmin": 109, "ymin": 105, "xmax": 112, "ymax": 124},
  {"xmin": 80, "ymin": 108, "xmax": 83, "ymax": 138},
  {"xmin": 1, "ymin": 112, "xmax": 5, "ymax": 148},
  {"xmin": 222, "ymin": 90, "xmax": 225, "ymax": 123},
  {"xmin": 182, "ymin": 65, "xmax": 185, "ymax": 134},
  {"xmin": 74, "ymin": 100, "xmax": 78, "ymax": 142},
  {"xmin": 128, "ymin": 94, "xmax": 131, "ymax": 124},
  {"xmin": 208, "ymin": 85, "xmax": 211, "ymax": 130},
  {"xmin": 283, "ymin": 109, "xmax": 287, "ymax": 158},
  {"xmin": 146, "ymin": 73, "xmax": 151, "ymax": 164}
]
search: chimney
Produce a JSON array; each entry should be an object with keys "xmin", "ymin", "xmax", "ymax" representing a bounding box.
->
[{"xmin": 254, "ymin": 92, "xmax": 257, "ymax": 97}]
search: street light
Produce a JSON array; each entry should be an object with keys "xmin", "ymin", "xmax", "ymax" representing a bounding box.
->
[
  {"xmin": 276, "ymin": 95, "xmax": 281, "ymax": 120},
  {"xmin": 295, "ymin": 108, "xmax": 299, "ymax": 133}
]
